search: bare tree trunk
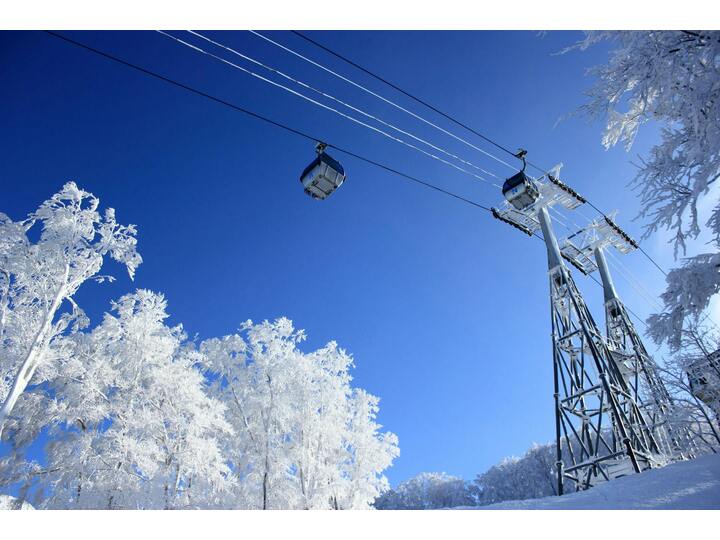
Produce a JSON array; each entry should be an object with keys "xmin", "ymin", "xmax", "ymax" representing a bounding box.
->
[
  {"xmin": 186, "ymin": 476, "xmax": 193, "ymax": 508},
  {"xmin": 76, "ymin": 472, "xmax": 82, "ymax": 505},
  {"xmin": 299, "ymin": 463, "xmax": 309, "ymax": 510},
  {"xmin": 171, "ymin": 462, "xmax": 181, "ymax": 509},
  {"xmin": 262, "ymin": 468, "xmax": 269, "ymax": 510}
]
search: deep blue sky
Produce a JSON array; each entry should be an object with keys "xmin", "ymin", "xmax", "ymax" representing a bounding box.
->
[{"xmin": 0, "ymin": 30, "xmax": 671, "ymax": 486}]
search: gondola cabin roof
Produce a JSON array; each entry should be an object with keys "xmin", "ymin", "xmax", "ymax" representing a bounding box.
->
[{"xmin": 300, "ymin": 152, "xmax": 345, "ymax": 180}]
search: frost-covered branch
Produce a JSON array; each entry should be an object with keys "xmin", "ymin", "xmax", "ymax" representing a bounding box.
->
[
  {"xmin": 0, "ymin": 182, "xmax": 141, "ymax": 438},
  {"xmin": 571, "ymin": 31, "xmax": 720, "ymax": 347}
]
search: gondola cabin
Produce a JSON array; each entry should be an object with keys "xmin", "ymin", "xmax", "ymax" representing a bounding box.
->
[
  {"xmin": 502, "ymin": 170, "xmax": 539, "ymax": 211},
  {"xmin": 300, "ymin": 145, "xmax": 346, "ymax": 200}
]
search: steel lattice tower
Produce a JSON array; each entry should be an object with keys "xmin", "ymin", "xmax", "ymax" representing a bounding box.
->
[
  {"xmin": 560, "ymin": 215, "xmax": 696, "ymax": 459},
  {"xmin": 493, "ymin": 172, "xmax": 661, "ymax": 494}
]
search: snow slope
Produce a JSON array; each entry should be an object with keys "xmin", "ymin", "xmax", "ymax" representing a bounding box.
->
[
  {"xmin": 464, "ymin": 454, "xmax": 720, "ymax": 509},
  {"xmin": 0, "ymin": 495, "xmax": 34, "ymax": 510}
]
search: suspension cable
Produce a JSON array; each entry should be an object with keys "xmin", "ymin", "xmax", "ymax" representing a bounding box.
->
[
  {"xmin": 289, "ymin": 30, "xmax": 557, "ymax": 181},
  {"xmin": 588, "ymin": 271, "xmax": 649, "ymax": 329},
  {"xmin": 183, "ymin": 30, "xmax": 500, "ymax": 181},
  {"xmin": 44, "ymin": 30, "xmax": 653, "ymax": 331},
  {"xmin": 606, "ymin": 250, "xmax": 665, "ymax": 313},
  {"xmin": 288, "ymin": 30, "xmax": 670, "ymax": 279},
  {"xmin": 45, "ymin": 31, "xmax": 496, "ymax": 215},
  {"xmin": 248, "ymin": 30, "xmax": 519, "ymax": 173},
  {"xmin": 586, "ymin": 201, "xmax": 667, "ymax": 277},
  {"xmin": 291, "ymin": 30, "xmax": 523, "ymax": 162},
  {"xmin": 548, "ymin": 206, "xmax": 575, "ymax": 235},
  {"xmin": 607, "ymin": 249, "xmax": 663, "ymax": 306},
  {"xmin": 156, "ymin": 31, "xmax": 497, "ymax": 188}
]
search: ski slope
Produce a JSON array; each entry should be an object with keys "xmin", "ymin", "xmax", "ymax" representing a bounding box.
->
[{"xmin": 464, "ymin": 454, "xmax": 720, "ymax": 510}]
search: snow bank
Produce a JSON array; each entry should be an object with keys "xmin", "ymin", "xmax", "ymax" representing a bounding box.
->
[
  {"xmin": 460, "ymin": 454, "xmax": 720, "ymax": 509},
  {"xmin": 0, "ymin": 494, "xmax": 35, "ymax": 510}
]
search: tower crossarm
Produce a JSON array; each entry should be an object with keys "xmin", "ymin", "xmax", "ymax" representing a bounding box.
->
[{"xmin": 559, "ymin": 211, "xmax": 639, "ymax": 276}]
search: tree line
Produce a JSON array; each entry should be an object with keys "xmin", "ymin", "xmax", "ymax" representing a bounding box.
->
[{"xmin": 0, "ymin": 183, "xmax": 398, "ymax": 509}]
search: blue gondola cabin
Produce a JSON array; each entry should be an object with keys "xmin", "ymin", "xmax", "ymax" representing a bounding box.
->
[
  {"xmin": 502, "ymin": 170, "xmax": 539, "ymax": 211},
  {"xmin": 300, "ymin": 148, "xmax": 346, "ymax": 200}
]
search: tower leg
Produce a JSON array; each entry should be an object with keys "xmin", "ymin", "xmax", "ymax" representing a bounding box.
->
[
  {"xmin": 594, "ymin": 246, "xmax": 694, "ymax": 460},
  {"xmin": 539, "ymin": 208, "xmax": 659, "ymax": 492}
]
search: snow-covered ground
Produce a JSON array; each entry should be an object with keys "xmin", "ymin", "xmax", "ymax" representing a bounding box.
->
[
  {"xmin": 0, "ymin": 494, "xmax": 34, "ymax": 510},
  {"xmin": 462, "ymin": 454, "xmax": 720, "ymax": 510}
]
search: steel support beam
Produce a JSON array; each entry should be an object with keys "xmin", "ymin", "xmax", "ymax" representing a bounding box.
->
[{"xmin": 539, "ymin": 208, "xmax": 660, "ymax": 492}]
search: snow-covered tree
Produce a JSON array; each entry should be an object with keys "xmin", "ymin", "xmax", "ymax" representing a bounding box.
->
[
  {"xmin": 0, "ymin": 182, "xmax": 141, "ymax": 438},
  {"xmin": 201, "ymin": 318, "xmax": 398, "ymax": 509},
  {"xmin": 571, "ymin": 31, "xmax": 720, "ymax": 348},
  {"xmin": 201, "ymin": 320, "xmax": 303, "ymax": 509},
  {"xmin": 374, "ymin": 472, "xmax": 474, "ymax": 510},
  {"xmin": 338, "ymin": 389, "xmax": 399, "ymax": 509},
  {"xmin": 647, "ymin": 254, "xmax": 720, "ymax": 351},
  {"xmin": 472, "ymin": 443, "xmax": 560, "ymax": 506},
  {"xmin": 288, "ymin": 340, "xmax": 354, "ymax": 510},
  {"xmin": 653, "ymin": 320, "xmax": 720, "ymax": 449},
  {"xmin": 0, "ymin": 494, "xmax": 34, "ymax": 510},
  {"xmin": 1, "ymin": 186, "xmax": 398, "ymax": 509},
  {"xmin": 25, "ymin": 291, "xmax": 232, "ymax": 509}
]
